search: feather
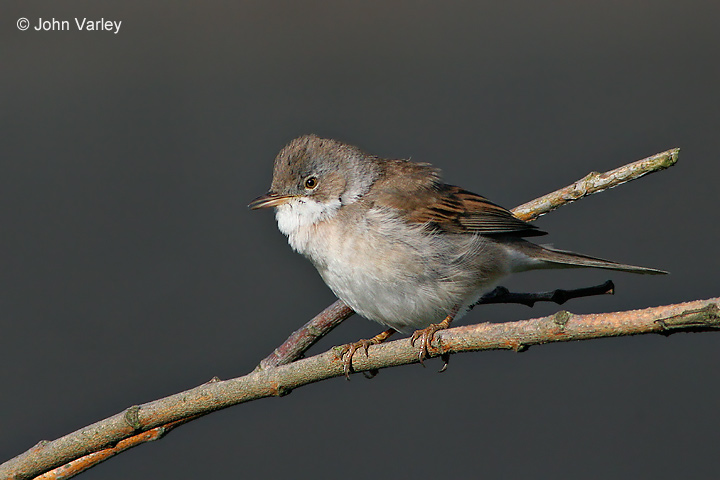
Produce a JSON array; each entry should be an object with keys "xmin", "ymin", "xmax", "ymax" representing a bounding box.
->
[{"xmin": 368, "ymin": 161, "xmax": 544, "ymax": 237}]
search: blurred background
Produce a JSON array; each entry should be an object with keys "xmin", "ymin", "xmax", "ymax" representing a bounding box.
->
[{"xmin": 2, "ymin": 1, "xmax": 718, "ymax": 478}]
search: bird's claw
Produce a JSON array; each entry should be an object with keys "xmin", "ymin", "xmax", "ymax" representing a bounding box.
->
[
  {"xmin": 410, "ymin": 322, "xmax": 447, "ymax": 366},
  {"xmin": 339, "ymin": 339, "xmax": 376, "ymax": 380},
  {"xmin": 438, "ymin": 353, "xmax": 450, "ymax": 373},
  {"xmin": 337, "ymin": 329, "xmax": 395, "ymax": 380}
]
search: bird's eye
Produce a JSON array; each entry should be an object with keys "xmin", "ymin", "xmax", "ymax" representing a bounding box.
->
[{"xmin": 304, "ymin": 177, "xmax": 318, "ymax": 190}]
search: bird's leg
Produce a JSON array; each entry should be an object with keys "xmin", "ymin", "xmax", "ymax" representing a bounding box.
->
[
  {"xmin": 339, "ymin": 328, "xmax": 396, "ymax": 380},
  {"xmin": 410, "ymin": 306, "xmax": 460, "ymax": 367}
]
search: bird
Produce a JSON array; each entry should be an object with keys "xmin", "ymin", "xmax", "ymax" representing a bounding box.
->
[{"xmin": 249, "ymin": 135, "xmax": 666, "ymax": 376}]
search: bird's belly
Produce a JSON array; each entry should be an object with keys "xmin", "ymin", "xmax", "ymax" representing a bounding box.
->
[
  {"xmin": 299, "ymin": 217, "xmax": 508, "ymax": 334},
  {"xmin": 320, "ymin": 261, "xmax": 454, "ymax": 333}
]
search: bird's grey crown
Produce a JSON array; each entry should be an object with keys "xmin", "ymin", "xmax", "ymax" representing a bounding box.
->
[{"xmin": 271, "ymin": 134, "xmax": 381, "ymax": 205}]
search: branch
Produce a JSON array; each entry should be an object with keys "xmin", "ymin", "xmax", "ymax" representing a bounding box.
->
[
  {"xmin": 3, "ymin": 297, "xmax": 718, "ymax": 479},
  {"xmin": 511, "ymin": 147, "xmax": 679, "ymax": 222},
  {"xmin": 0, "ymin": 148, "xmax": 681, "ymax": 479},
  {"xmin": 18, "ymin": 281, "xmax": 618, "ymax": 480}
]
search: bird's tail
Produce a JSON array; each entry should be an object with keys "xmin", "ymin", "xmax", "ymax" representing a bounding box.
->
[{"xmin": 512, "ymin": 241, "xmax": 667, "ymax": 275}]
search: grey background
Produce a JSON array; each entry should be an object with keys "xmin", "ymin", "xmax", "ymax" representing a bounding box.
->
[{"xmin": 2, "ymin": 2, "xmax": 718, "ymax": 478}]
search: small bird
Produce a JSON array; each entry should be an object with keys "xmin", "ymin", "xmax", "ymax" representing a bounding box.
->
[{"xmin": 250, "ymin": 135, "xmax": 666, "ymax": 375}]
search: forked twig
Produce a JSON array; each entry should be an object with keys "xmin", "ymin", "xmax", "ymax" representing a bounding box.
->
[{"xmin": 0, "ymin": 148, "xmax": 681, "ymax": 480}]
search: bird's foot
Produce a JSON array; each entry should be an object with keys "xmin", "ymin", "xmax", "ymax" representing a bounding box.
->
[
  {"xmin": 338, "ymin": 329, "xmax": 395, "ymax": 380},
  {"xmin": 410, "ymin": 315, "xmax": 453, "ymax": 367},
  {"xmin": 339, "ymin": 339, "xmax": 376, "ymax": 379}
]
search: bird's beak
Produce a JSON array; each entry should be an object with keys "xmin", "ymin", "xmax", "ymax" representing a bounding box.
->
[{"xmin": 248, "ymin": 192, "xmax": 294, "ymax": 210}]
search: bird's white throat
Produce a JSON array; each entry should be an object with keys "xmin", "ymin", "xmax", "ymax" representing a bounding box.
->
[{"xmin": 275, "ymin": 197, "xmax": 341, "ymax": 253}]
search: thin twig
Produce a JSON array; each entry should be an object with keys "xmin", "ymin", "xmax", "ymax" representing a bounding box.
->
[
  {"xmin": 3, "ymin": 297, "xmax": 717, "ymax": 480},
  {"xmin": 511, "ymin": 147, "xmax": 679, "ymax": 222},
  {"xmin": 34, "ymin": 417, "xmax": 197, "ymax": 480},
  {"xmin": 255, "ymin": 300, "xmax": 354, "ymax": 370},
  {"xmin": 473, "ymin": 281, "xmax": 614, "ymax": 308}
]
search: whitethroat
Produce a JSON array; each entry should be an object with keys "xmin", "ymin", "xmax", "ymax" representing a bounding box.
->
[{"xmin": 250, "ymin": 135, "xmax": 666, "ymax": 376}]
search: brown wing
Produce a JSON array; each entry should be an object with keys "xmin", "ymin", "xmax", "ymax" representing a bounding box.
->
[
  {"xmin": 369, "ymin": 160, "xmax": 544, "ymax": 237},
  {"xmin": 407, "ymin": 185, "xmax": 546, "ymax": 236}
]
